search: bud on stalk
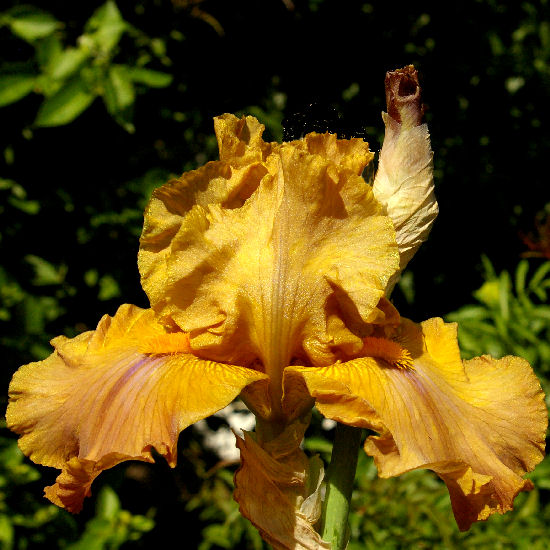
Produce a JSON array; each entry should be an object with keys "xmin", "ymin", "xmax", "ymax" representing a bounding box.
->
[{"xmin": 373, "ymin": 65, "xmax": 438, "ymax": 286}]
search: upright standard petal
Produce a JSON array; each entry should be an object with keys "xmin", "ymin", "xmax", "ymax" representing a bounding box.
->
[
  {"xmin": 139, "ymin": 114, "xmax": 400, "ymax": 391},
  {"xmin": 373, "ymin": 66, "xmax": 438, "ymax": 276},
  {"xmin": 286, "ymin": 317, "xmax": 547, "ymax": 530},
  {"xmin": 6, "ymin": 304, "xmax": 266, "ymax": 512}
]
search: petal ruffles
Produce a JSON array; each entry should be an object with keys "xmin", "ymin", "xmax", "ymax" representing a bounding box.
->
[
  {"xmin": 139, "ymin": 114, "xmax": 400, "ymax": 375},
  {"xmin": 6, "ymin": 304, "xmax": 266, "ymax": 512},
  {"xmin": 285, "ymin": 317, "xmax": 547, "ymax": 530}
]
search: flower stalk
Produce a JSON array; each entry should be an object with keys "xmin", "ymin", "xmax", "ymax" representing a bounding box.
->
[{"xmin": 320, "ymin": 424, "xmax": 363, "ymax": 549}]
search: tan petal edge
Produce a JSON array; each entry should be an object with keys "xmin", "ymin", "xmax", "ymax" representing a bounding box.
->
[{"xmin": 234, "ymin": 416, "xmax": 329, "ymax": 549}]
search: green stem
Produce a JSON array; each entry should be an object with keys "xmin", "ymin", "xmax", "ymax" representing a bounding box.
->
[{"xmin": 320, "ymin": 423, "xmax": 363, "ymax": 549}]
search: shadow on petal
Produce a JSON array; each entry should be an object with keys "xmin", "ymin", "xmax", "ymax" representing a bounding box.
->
[
  {"xmin": 286, "ymin": 317, "xmax": 547, "ymax": 530},
  {"xmin": 7, "ymin": 304, "xmax": 266, "ymax": 511}
]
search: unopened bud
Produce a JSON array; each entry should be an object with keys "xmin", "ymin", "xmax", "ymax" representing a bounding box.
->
[{"xmin": 373, "ymin": 65, "xmax": 438, "ymax": 287}]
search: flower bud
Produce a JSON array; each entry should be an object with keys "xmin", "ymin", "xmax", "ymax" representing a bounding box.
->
[{"xmin": 373, "ymin": 65, "xmax": 438, "ymax": 284}]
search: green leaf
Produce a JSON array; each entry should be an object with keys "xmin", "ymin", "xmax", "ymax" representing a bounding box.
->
[
  {"xmin": 480, "ymin": 254, "xmax": 497, "ymax": 279},
  {"xmin": 0, "ymin": 178, "xmax": 15, "ymax": 191},
  {"xmin": 35, "ymin": 78, "xmax": 95, "ymax": 127},
  {"xmin": 529, "ymin": 261, "xmax": 550, "ymax": 292},
  {"xmin": 511, "ymin": 323, "xmax": 541, "ymax": 344},
  {"xmin": 498, "ymin": 271, "xmax": 511, "ymax": 319},
  {"xmin": 473, "ymin": 279, "xmax": 499, "ymax": 307},
  {"xmin": 127, "ymin": 67, "xmax": 173, "ymax": 88},
  {"xmin": 129, "ymin": 514, "xmax": 155, "ymax": 533},
  {"xmin": 8, "ymin": 196, "xmax": 40, "ymax": 214},
  {"xmin": 532, "ymin": 285, "xmax": 548, "ymax": 302},
  {"xmin": 515, "ymin": 258, "xmax": 529, "ymax": 296},
  {"xmin": 98, "ymin": 274, "xmax": 120, "ymax": 300},
  {"xmin": 86, "ymin": 0, "xmax": 124, "ymax": 30},
  {"xmin": 102, "ymin": 65, "xmax": 135, "ymax": 131},
  {"xmin": 303, "ymin": 435, "xmax": 333, "ymax": 454},
  {"xmin": 36, "ymin": 34, "xmax": 63, "ymax": 70},
  {"xmin": 0, "ymin": 75, "xmax": 36, "ymax": 107},
  {"xmin": 48, "ymin": 47, "xmax": 91, "ymax": 81},
  {"xmin": 105, "ymin": 65, "xmax": 135, "ymax": 111},
  {"xmin": 66, "ymin": 517, "xmax": 112, "ymax": 550},
  {"xmin": 532, "ymin": 306, "xmax": 550, "ymax": 321},
  {"xmin": 446, "ymin": 305, "xmax": 489, "ymax": 321},
  {"xmin": 24, "ymin": 255, "xmax": 66, "ymax": 286},
  {"xmin": 7, "ymin": 10, "xmax": 60, "ymax": 42},
  {"xmin": 22, "ymin": 296, "xmax": 53, "ymax": 334},
  {"xmin": 85, "ymin": 1, "xmax": 127, "ymax": 53},
  {"xmin": 95, "ymin": 486, "xmax": 120, "ymax": 520},
  {"xmin": 0, "ymin": 515, "xmax": 14, "ymax": 549},
  {"xmin": 202, "ymin": 524, "xmax": 233, "ymax": 548}
]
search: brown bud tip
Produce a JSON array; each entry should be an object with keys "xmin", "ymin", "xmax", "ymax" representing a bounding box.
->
[{"xmin": 385, "ymin": 65, "xmax": 424, "ymax": 128}]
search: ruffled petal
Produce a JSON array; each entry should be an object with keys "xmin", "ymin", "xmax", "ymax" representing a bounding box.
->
[
  {"xmin": 234, "ymin": 416, "xmax": 329, "ymax": 550},
  {"xmin": 286, "ymin": 317, "xmax": 547, "ymax": 530},
  {"xmin": 6, "ymin": 304, "xmax": 266, "ymax": 511},
  {"xmin": 139, "ymin": 114, "xmax": 399, "ymax": 376},
  {"xmin": 214, "ymin": 113, "xmax": 272, "ymax": 166},
  {"xmin": 298, "ymin": 132, "xmax": 373, "ymax": 175}
]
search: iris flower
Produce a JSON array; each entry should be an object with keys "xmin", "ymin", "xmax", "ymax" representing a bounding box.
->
[{"xmin": 7, "ymin": 66, "xmax": 547, "ymax": 549}]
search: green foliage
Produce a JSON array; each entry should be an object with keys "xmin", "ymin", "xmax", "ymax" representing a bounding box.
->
[
  {"xmin": 347, "ymin": 452, "xmax": 550, "ymax": 550},
  {"xmin": 0, "ymin": 6, "xmax": 60, "ymax": 42},
  {"xmin": 187, "ymin": 472, "xmax": 265, "ymax": 550},
  {"xmin": 189, "ymin": 411, "xmax": 550, "ymax": 550},
  {"xmin": 0, "ymin": 178, "xmax": 40, "ymax": 218},
  {"xmin": 65, "ymin": 486, "xmax": 154, "ymax": 550},
  {"xmin": 446, "ymin": 256, "xmax": 550, "ymax": 374},
  {"xmin": 0, "ymin": 2, "xmax": 172, "ymax": 131},
  {"xmin": 0, "ymin": 424, "xmax": 153, "ymax": 549}
]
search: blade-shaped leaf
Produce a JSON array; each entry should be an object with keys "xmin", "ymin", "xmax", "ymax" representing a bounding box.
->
[
  {"xmin": 36, "ymin": 34, "xmax": 63, "ymax": 70},
  {"xmin": 127, "ymin": 67, "xmax": 173, "ymax": 88},
  {"xmin": 84, "ymin": 1, "xmax": 127, "ymax": 53},
  {"xmin": 105, "ymin": 65, "xmax": 135, "ymax": 111},
  {"xmin": 34, "ymin": 78, "xmax": 95, "ymax": 127},
  {"xmin": 48, "ymin": 47, "xmax": 91, "ymax": 81},
  {"xmin": 0, "ymin": 75, "xmax": 36, "ymax": 107},
  {"xmin": 7, "ymin": 9, "xmax": 60, "ymax": 41}
]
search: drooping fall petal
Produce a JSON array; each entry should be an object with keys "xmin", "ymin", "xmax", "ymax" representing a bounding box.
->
[
  {"xmin": 6, "ymin": 304, "xmax": 266, "ymax": 512},
  {"xmin": 139, "ymin": 114, "xmax": 400, "ymax": 378},
  {"xmin": 285, "ymin": 317, "xmax": 547, "ymax": 530},
  {"xmin": 373, "ymin": 66, "xmax": 438, "ymax": 278},
  {"xmin": 234, "ymin": 415, "xmax": 329, "ymax": 550}
]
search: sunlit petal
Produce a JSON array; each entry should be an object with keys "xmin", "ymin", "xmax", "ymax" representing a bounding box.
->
[
  {"xmin": 286, "ymin": 317, "xmax": 547, "ymax": 530},
  {"xmin": 6, "ymin": 304, "xmax": 266, "ymax": 511},
  {"xmin": 139, "ymin": 114, "xmax": 400, "ymax": 379}
]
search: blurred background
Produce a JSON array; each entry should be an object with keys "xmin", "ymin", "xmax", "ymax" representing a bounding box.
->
[{"xmin": 1, "ymin": 0, "xmax": 549, "ymax": 548}]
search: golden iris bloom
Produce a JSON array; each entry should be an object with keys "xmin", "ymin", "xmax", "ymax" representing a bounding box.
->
[{"xmin": 7, "ymin": 67, "xmax": 547, "ymax": 548}]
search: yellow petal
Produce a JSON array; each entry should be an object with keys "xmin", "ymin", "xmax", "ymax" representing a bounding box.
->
[
  {"xmin": 299, "ymin": 132, "xmax": 374, "ymax": 175},
  {"xmin": 373, "ymin": 66, "xmax": 438, "ymax": 278},
  {"xmin": 7, "ymin": 304, "xmax": 266, "ymax": 512},
  {"xmin": 139, "ymin": 114, "xmax": 400, "ymax": 389},
  {"xmin": 44, "ymin": 456, "xmax": 119, "ymax": 513},
  {"xmin": 214, "ymin": 112, "xmax": 271, "ymax": 166},
  {"xmin": 234, "ymin": 415, "xmax": 329, "ymax": 550},
  {"xmin": 286, "ymin": 317, "xmax": 547, "ymax": 530}
]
